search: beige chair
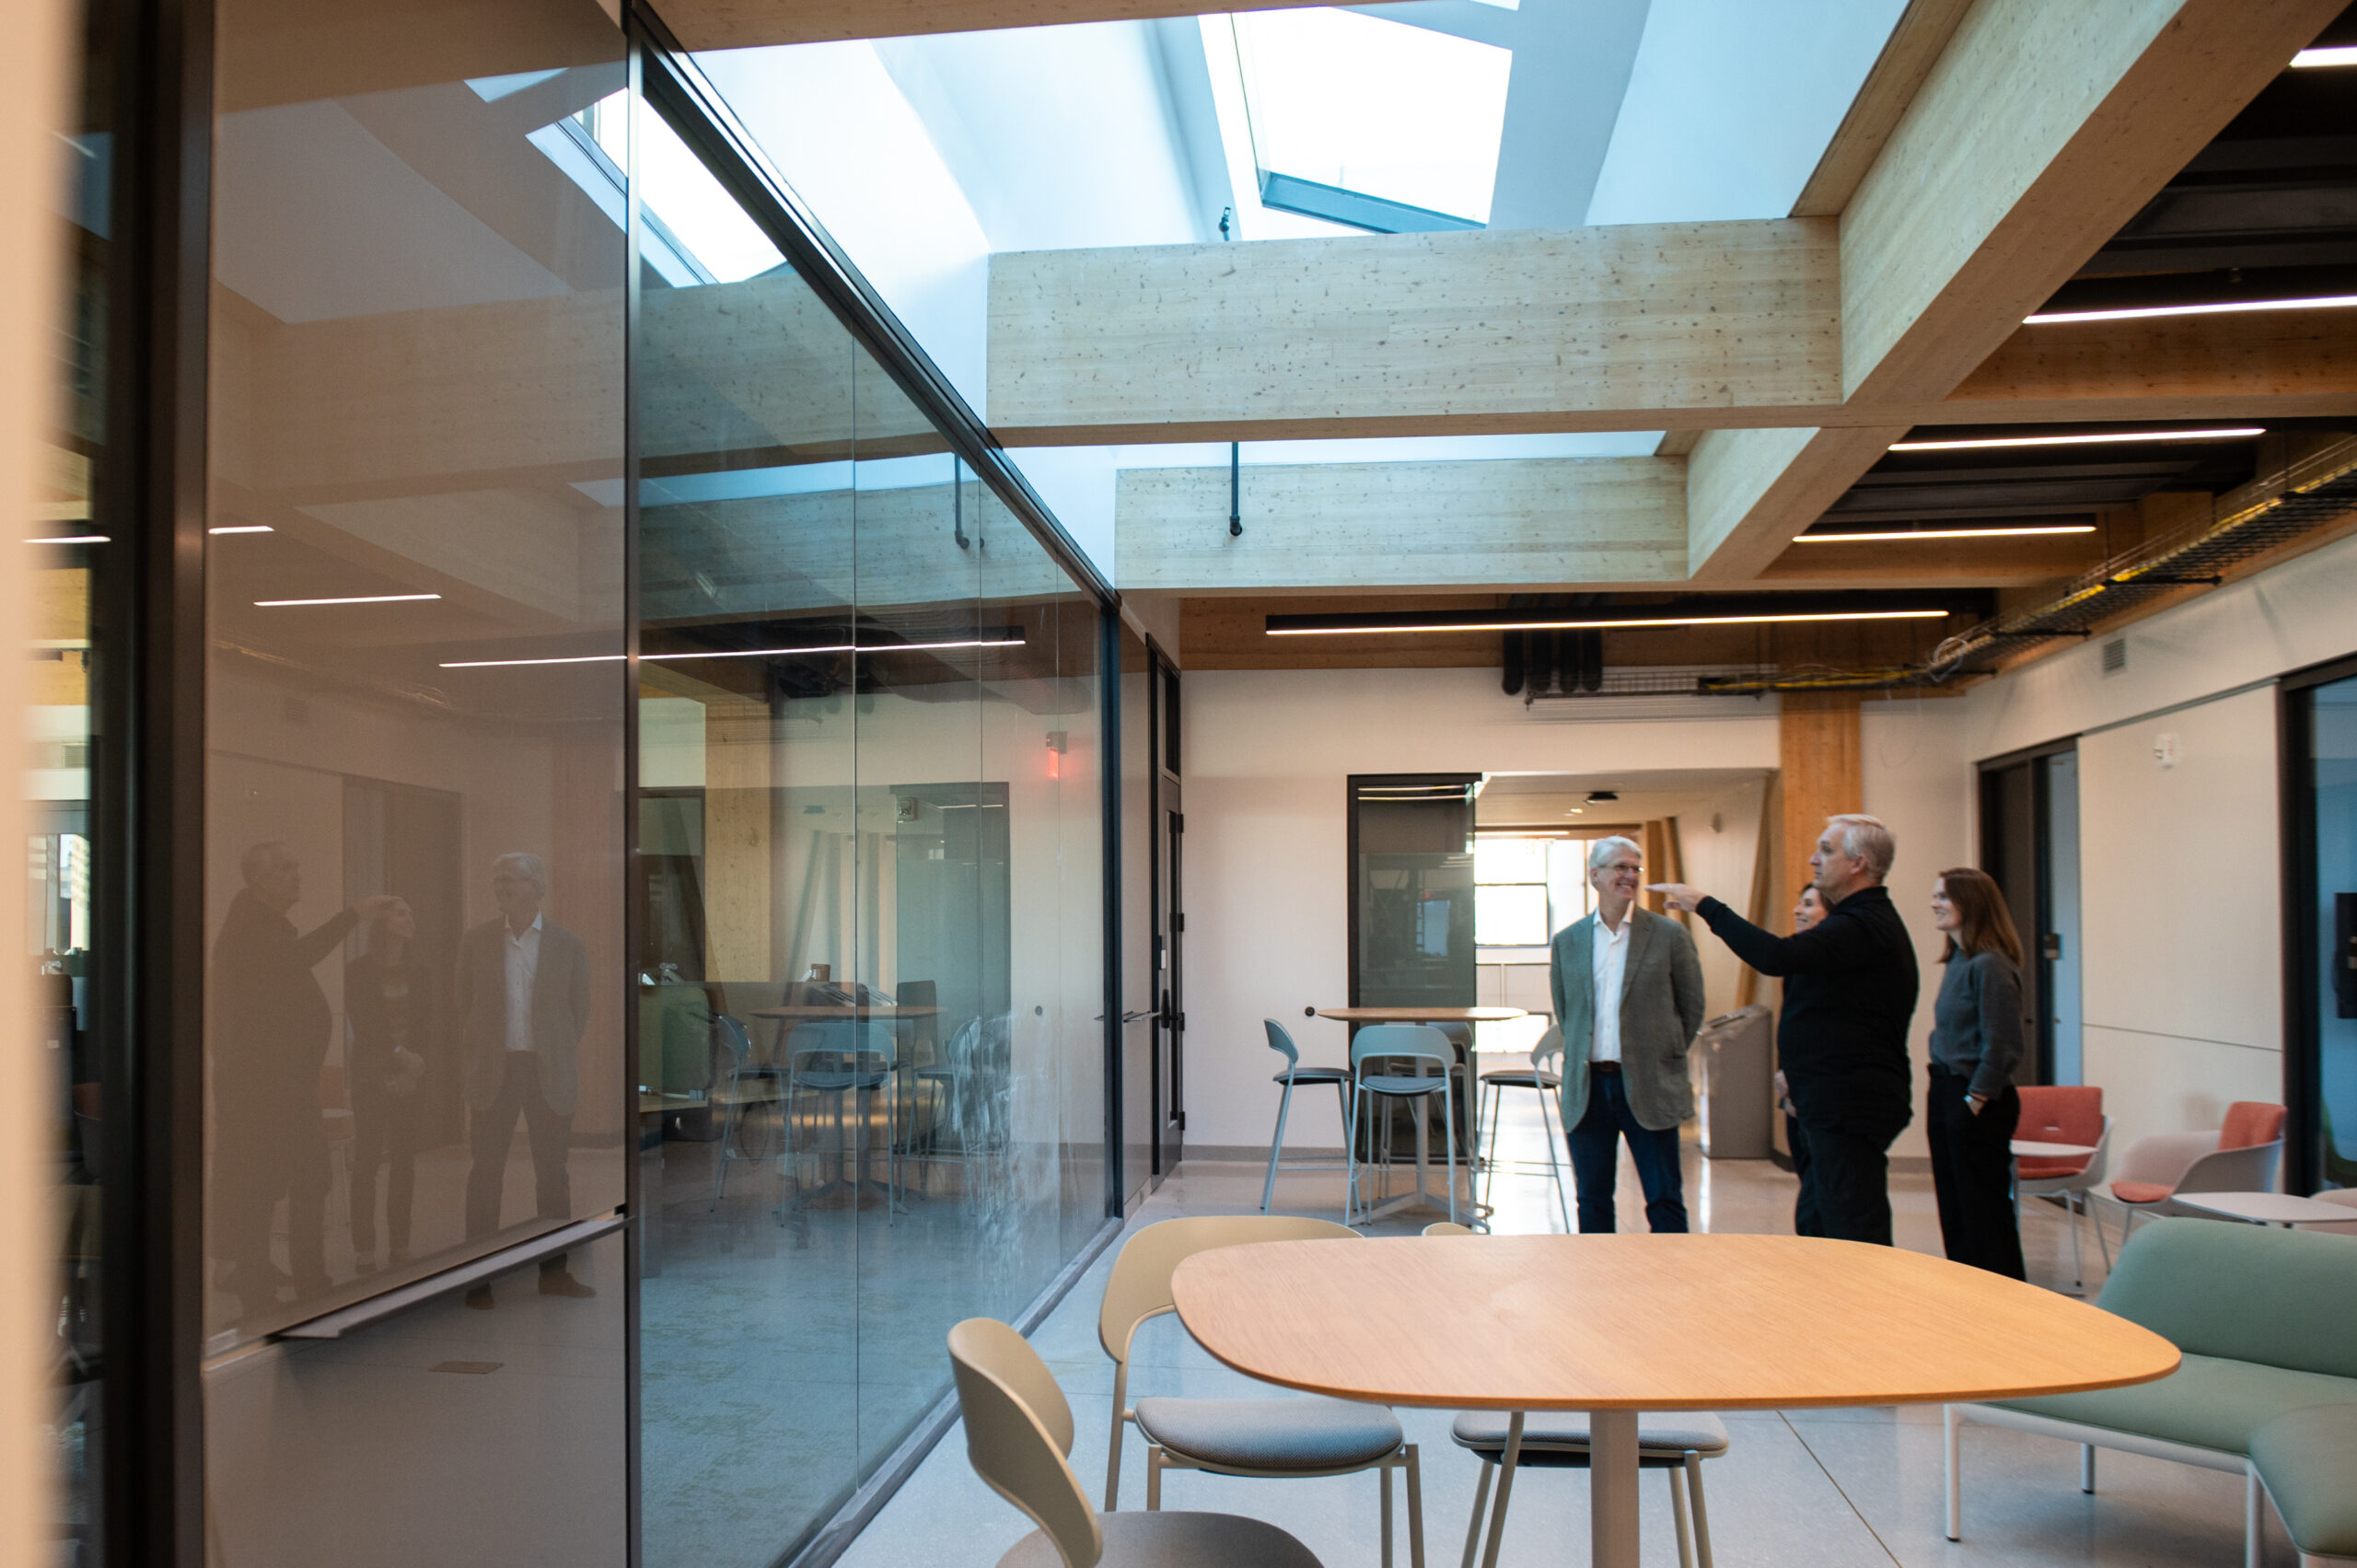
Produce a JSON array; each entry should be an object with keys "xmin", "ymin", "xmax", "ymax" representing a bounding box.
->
[
  {"xmin": 1100, "ymin": 1216, "xmax": 1424, "ymax": 1568},
  {"xmin": 1422, "ymin": 1222, "xmax": 1477, "ymax": 1237},
  {"xmin": 948, "ymin": 1318, "xmax": 1324, "ymax": 1568}
]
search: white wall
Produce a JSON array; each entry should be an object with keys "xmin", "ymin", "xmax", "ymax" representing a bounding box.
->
[
  {"xmin": 2078, "ymin": 690, "xmax": 2285, "ymax": 1158},
  {"xmin": 1182, "ymin": 668, "xmax": 1778, "ymax": 1152},
  {"xmin": 1956, "ymin": 528, "xmax": 2357, "ymax": 1161}
]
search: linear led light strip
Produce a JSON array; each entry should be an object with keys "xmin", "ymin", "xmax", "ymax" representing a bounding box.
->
[
  {"xmin": 439, "ymin": 636, "xmax": 1027, "ymax": 669},
  {"xmin": 256, "ymin": 593, "xmax": 442, "ymax": 606},
  {"xmin": 2026, "ymin": 294, "xmax": 2357, "ymax": 325},
  {"xmin": 1270, "ymin": 610, "xmax": 1947, "ymax": 637},
  {"xmin": 1796, "ymin": 524, "xmax": 2096, "ymax": 542},
  {"xmin": 1890, "ymin": 427, "xmax": 2260, "ymax": 452},
  {"xmin": 24, "ymin": 534, "xmax": 108, "ymax": 545},
  {"xmin": 2292, "ymin": 45, "xmax": 2357, "ymax": 66}
]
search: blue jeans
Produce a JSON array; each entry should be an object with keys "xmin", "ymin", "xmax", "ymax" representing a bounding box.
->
[{"xmin": 1566, "ymin": 1070, "xmax": 1689, "ymax": 1233}]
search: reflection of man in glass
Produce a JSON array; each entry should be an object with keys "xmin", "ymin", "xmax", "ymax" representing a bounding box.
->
[
  {"xmin": 456, "ymin": 853, "xmax": 593, "ymax": 1306},
  {"xmin": 211, "ymin": 842, "xmax": 398, "ymax": 1307},
  {"xmin": 345, "ymin": 897, "xmax": 432, "ymax": 1272}
]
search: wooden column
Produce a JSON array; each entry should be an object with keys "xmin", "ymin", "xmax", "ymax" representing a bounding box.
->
[{"xmin": 1778, "ymin": 692, "xmax": 1864, "ymax": 919}]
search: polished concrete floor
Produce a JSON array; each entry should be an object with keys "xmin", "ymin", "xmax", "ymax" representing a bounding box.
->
[{"xmin": 838, "ymin": 1086, "xmax": 2302, "ymax": 1568}]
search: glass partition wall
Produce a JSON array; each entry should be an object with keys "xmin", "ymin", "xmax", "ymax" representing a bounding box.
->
[
  {"xmin": 159, "ymin": 5, "xmax": 1115, "ymax": 1565},
  {"xmin": 632, "ymin": 62, "xmax": 1111, "ymax": 1568}
]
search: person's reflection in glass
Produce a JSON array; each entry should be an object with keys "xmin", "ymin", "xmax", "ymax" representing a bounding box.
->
[
  {"xmin": 345, "ymin": 897, "xmax": 432, "ymax": 1274},
  {"xmin": 210, "ymin": 842, "xmax": 399, "ymax": 1311},
  {"xmin": 456, "ymin": 853, "xmax": 594, "ymax": 1307}
]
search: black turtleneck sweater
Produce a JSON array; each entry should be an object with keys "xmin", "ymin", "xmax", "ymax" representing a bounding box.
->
[{"xmin": 1696, "ymin": 884, "xmax": 1919, "ymax": 1129}]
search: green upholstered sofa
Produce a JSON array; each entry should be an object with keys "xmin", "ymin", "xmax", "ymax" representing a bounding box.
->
[{"xmin": 1945, "ymin": 1218, "xmax": 2357, "ymax": 1567}]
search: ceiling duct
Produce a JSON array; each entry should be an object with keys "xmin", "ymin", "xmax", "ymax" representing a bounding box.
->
[{"xmin": 1697, "ymin": 433, "xmax": 2357, "ymax": 695}]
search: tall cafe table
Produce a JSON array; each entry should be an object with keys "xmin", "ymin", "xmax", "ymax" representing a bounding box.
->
[
  {"xmin": 1173, "ymin": 1233, "xmax": 2179, "ymax": 1568},
  {"xmin": 1315, "ymin": 1007, "xmax": 1527, "ymax": 1224},
  {"xmin": 747, "ymin": 1003, "xmax": 945, "ymax": 1214}
]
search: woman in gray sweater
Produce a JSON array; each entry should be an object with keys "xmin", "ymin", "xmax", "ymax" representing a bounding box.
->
[{"xmin": 1926, "ymin": 867, "xmax": 2027, "ymax": 1278}]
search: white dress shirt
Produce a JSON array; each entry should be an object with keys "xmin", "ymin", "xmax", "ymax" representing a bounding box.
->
[
  {"xmin": 1590, "ymin": 912, "xmax": 1631, "ymax": 1064},
  {"xmin": 504, "ymin": 913, "xmax": 543, "ymax": 1053}
]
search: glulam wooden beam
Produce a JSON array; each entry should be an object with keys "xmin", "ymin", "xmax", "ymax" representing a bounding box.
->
[
  {"xmin": 1683, "ymin": 0, "xmax": 2349, "ymax": 579},
  {"xmin": 1112, "ymin": 458, "xmax": 1687, "ymax": 594},
  {"xmin": 662, "ymin": 0, "xmax": 1324, "ymax": 51},
  {"xmin": 987, "ymin": 221, "xmax": 1842, "ymax": 446}
]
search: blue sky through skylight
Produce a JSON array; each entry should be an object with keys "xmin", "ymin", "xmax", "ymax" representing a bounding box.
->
[{"xmin": 1232, "ymin": 8, "xmax": 1512, "ymax": 223}]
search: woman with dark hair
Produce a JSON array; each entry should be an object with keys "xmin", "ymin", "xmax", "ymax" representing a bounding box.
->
[
  {"xmin": 346, "ymin": 897, "xmax": 432, "ymax": 1272},
  {"xmin": 1926, "ymin": 867, "xmax": 2027, "ymax": 1278}
]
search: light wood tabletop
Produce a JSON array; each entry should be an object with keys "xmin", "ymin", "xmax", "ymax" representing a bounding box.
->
[
  {"xmin": 1315, "ymin": 1006, "xmax": 1527, "ymax": 1024},
  {"xmin": 2010, "ymin": 1139, "xmax": 2098, "ymax": 1160},
  {"xmin": 2169, "ymin": 1191, "xmax": 2357, "ymax": 1226},
  {"xmin": 1173, "ymin": 1234, "xmax": 2178, "ymax": 1568},
  {"xmin": 749, "ymin": 1005, "xmax": 943, "ymax": 1020}
]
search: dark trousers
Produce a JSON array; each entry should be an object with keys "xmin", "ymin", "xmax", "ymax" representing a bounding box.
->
[
  {"xmin": 1927, "ymin": 1070, "xmax": 2026, "ymax": 1279},
  {"xmin": 464, "ymin": 1053, "xmax": 573, "ymax": 1243},
  {"xmin": 1566, "ymin": 1068, "xmax": 1688, "ymax": 1234},
  {"xmin": 216, "ymin": 1082, "xmax": 331, "ymax": 1289},
  {"xmin": 349, "ymin": 1076, "xmax": 421, "ymax": 1259},
  {"xmin": 1791, "ymin": 1109, "xmax": 1899, "ymax": 1246}
]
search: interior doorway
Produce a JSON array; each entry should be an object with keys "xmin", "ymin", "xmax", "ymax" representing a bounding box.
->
[{"xmin": 1978, "ymin": 742, "xmax": 2084, "ymax": 1086}]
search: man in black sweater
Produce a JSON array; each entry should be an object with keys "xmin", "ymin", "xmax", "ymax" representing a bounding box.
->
[{"xmin": 1653, "ymin": 814, "xmax": 1919, "ymax": 1245}]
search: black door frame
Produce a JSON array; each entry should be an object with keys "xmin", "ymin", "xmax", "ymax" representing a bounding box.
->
[
  {"xmin": 94, "ymin": 0, "xmax": 215, "ymax": 1558},
  {"xmin": 1976, "ymin": 738, "xmax": 2079, "ymax": 1086},
  {"xmin": 2279, "ymin": 650, "xmax": 2357, "ymax": 1195},
  {"xmin": 1147, "ymin": 642, "xmax": 1183, "ymax": 1177}
]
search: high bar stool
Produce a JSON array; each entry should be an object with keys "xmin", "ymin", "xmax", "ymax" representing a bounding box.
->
[
  {"xmin": 1260, "ymin": 1019, "xmax": 1354, "ymax": 1212},
  {"xmin": 1473, "ymin": 1025, "xmax": 1572, "ymax": 1233},
  {"xmin": 1343, "ymin": 1025, "xmax": 1462, "ymax": 1228}
]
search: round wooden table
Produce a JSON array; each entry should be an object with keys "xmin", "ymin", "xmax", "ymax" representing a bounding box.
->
[
  {"xmin": 2169, "ymin": 1191, "xmax": 2357, "ymax": 1226},
  {"xmin": 2010, "ymin": 1139, "xmax": 2097, "ymax": 1160},
  {"xmin": 1172, "ymin": 1234, "xmax": 2179, "ymax": 1568},
  {"xmin": 1314, "ymin": 1006, "xmax": 1528, "ymax": 1025},
  {"xmin": 1314, "ymin": 1008, "xmax": 1527, "ymax": 1223}
]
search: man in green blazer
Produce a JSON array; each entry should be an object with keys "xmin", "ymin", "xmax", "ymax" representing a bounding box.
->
[{"xmin": 1550, "ymin": 836, "xmax": 1708, "ymax": 1232}]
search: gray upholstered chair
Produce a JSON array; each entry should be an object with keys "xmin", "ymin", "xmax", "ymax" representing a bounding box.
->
[
  {"xmin": 1453, "ymin": 1411, "xmax": 1728, "ymax": 1568},
  {"xmin": 1099, "ymin": 1216, "xmax": 1424, "ymax": 1568},
  {"xmin": 948, "ymin": 1318, "xmax": 1325, "ymax": 1568}
]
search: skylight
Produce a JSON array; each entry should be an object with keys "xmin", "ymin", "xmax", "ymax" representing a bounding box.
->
[
  {"xmin": 1230, "ymin": 8, "xmax": 1511, "ymax": 230},
  {"xmin": 525, "ymin": 90, "xmax": 785, "ymax": 286}
]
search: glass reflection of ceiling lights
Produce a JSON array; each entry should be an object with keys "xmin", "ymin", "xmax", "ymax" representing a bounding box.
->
[
  {"xmin": 1231, "ymin": 7, "xmax": 1511, "ymax": 234},
  {"xmin": 475, "ymin": 75, "xmax": 786, "ymax": 287}
]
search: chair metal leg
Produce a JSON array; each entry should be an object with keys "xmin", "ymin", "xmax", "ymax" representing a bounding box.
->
[
  {"xmin": 1479, "ymin": 1413, "xmax": 1523, "ymax": 1568},
  {"xmin": 2081, "ymin": 1443, "xmax": 2096, "ymax": 1493},
  {"xmin": 1538, "ymin": 1079, "xmax": 1573, "ymax": 1233},
  {"xmin": 1404, "ymin": 1446, "xmax": 1425, "ymax": 1568},
  {"xmin": 1945, "ymin": 1404, "xmax": 1962, "ymax": 1541},
  {"xmin": 1478, "ymin": 1083, "xmax": 1500, "ymax": 1211},
  {"xmin": 1444, "ymin": 1078, "xmax": 1459, "ymax": 1226},
  {"xmin": 2245, "ymin": 1463, "xmax": 2260, "ymax": 1568},
  {"xmin": 1145, "ymin": 1446, "xmax": 1164, "ymax": 1511},
  {"xmin": 1669, "ymin": 1462, "xmax": 1694, "ymax": 1568},
  {"xmin": 1687, "ymin": 1453, "xmax": 1713, "ymax": 1568},
  {"xmin": 1458, "ymin": 1461, "xmax": 1493, "ymax": 1568},
  {"xmin": 2091, "ymin": 1192, "xmax": 2115, "ymax": 1270},
  {"xmin": 1262, "ymin": 1074, "xmax": 1297, "ymax": 1213},
  {"xmin": 1343, "ymin": 1085, "xmax": 1363, "ymax": 1225},
  {"xmin": 2068, "ymin": 1191, "xmax": 2085, "ymax": 1290},
  {"xmin": 1380, "ymin": 1458, "xmax": 1394, "ymax": 1568}
]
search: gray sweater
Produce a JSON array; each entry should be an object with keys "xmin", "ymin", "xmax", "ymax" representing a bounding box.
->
[{"xmin": 1927, "ymin": 950, "xmax": 2025, "ymax": 1100}]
